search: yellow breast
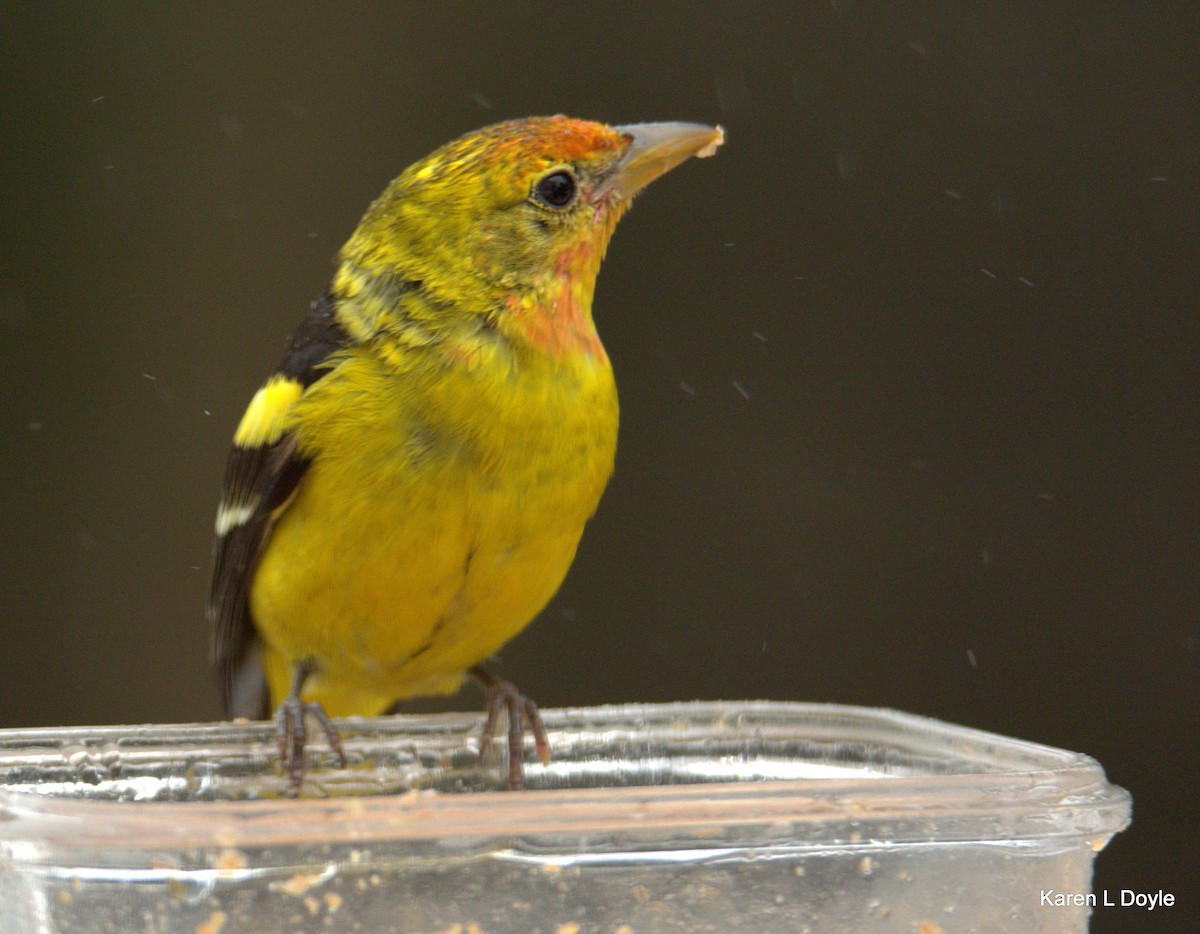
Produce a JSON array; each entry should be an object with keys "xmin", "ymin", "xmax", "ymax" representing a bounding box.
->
[{"xmin": 249, "ymin": 333, "xmax": 618, "ymax": 715}]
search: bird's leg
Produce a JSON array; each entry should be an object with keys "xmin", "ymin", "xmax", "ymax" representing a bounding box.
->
[
  {"xmin": 469, "ymin": 666, "xmax": 550, "ymax": 791},
  {"xmin": 274, "ymin": 660, "xmax": 348, "ymax": 797}
]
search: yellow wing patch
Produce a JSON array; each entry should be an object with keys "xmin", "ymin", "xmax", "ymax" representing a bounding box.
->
[{"xmin": 233, "ymin": 375, "xmax": 303, "ymax": 448}]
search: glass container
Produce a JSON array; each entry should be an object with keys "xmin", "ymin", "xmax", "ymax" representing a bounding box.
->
[{"xmin": 0, "ymin": 701, "xmax": 1130, "ymax": 932}]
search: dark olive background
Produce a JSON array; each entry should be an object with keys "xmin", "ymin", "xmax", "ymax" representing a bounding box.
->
[{"xmin": 2, "ymin": 4, "xmax": 1196, "ymax": 930}]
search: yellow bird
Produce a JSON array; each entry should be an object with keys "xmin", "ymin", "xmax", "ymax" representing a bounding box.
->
[{"xmin": 209, "ymin": 116, "xmax": 723, "ymax": 791}]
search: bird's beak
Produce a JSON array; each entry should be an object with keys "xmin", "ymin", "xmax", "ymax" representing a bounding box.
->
[{"xmin": 607, "ymin": 122, "xmax": 725, "ymax": 200}]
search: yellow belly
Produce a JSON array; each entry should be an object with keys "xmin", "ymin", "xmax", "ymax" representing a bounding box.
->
[{"xmin": 249, "ymin": 342, "xmax": 617, "ymax": 716}]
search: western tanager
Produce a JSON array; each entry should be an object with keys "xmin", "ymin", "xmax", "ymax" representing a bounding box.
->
[{"xmin": 209, "ymin": 116, "xmax": 723, "ymax": 792}]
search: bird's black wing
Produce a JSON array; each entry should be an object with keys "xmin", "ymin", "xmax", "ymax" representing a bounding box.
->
[{"xmin": 208, "ymin": 292, "xmax": 350, "ymax": 718}]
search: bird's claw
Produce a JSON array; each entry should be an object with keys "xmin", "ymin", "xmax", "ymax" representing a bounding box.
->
[
  {"xmin": 274, "ymin": 696, "xmax": 348, "ymax": 797},
  {"xmin": 472, "ymin": 669, "xmax": 549, "ymax": 790}
]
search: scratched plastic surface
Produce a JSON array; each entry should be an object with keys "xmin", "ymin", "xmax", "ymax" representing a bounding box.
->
[{"xmin": 0, "ymin": 702, "xmax": 1129, "ymax": 933}]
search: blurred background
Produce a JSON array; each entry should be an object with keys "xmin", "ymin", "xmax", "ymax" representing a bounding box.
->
[{"xmin": 1, "ymin": 3, "xmax": 1195, "ymax": 929}]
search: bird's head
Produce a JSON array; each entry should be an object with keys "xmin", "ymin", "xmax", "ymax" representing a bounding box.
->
[{"xmin": 337, "ymin": 116, "xmax": 723, "ymax": 357}]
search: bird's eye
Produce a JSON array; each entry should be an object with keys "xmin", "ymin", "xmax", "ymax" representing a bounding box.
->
[{"xmin": 533, "ymin": 170, "xmax": 577, "ymax": 208}]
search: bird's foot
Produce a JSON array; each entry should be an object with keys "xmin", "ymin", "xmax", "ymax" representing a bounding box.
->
[
  {"xmin": 470, "ymin": 667, "xmax": 550, "ymax": 790},
  {"xmin": 274, "ymin": 695, "xmax": 348, "ymax": 797}
]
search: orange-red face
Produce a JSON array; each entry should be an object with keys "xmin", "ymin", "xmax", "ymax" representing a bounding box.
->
[{"xmin": 343, "ymin": 116, "xmax": 723, "ymax": 347}]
